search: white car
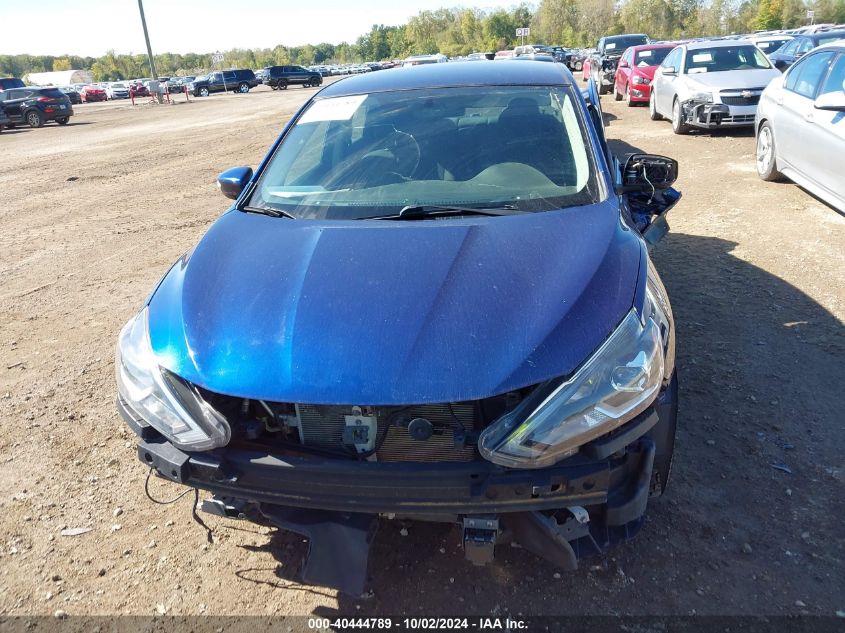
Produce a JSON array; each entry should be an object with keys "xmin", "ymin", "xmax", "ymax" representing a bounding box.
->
[
  {"xmin": 106, "ymin": 82, "xmax": 130, "ymax": 99},
  {"xmin": 650, "ymin": 40, "xmax": 782, "ymax": 134},
  {"xmin": 755, "ymin": 42, "xmax": 845, "ymax": 211}
]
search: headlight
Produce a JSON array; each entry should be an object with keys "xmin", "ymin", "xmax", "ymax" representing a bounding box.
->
[
  {"xmin": 478, "ymin": 267, "xmax": 671, "ymax": 469},
  {"xmin": 689, "ymin": 91, "xmax": 713, "ymax": 103},
  {"xmin": 632, "ymin": 75, "xmax": 651, "ymax": 85},
  {"xmin": 116, "ymin": 308, "xmax": 230, "ymax": 451}
]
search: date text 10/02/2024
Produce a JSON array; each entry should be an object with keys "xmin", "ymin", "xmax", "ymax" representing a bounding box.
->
[{"xmin": 307, "ymin": 618, "xmax": 528, "ymax": 630}]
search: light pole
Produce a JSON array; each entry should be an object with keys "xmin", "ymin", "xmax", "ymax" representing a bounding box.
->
[{"xmin": 137, "ymin": 0, "xmax": 158, "ymax": 81}]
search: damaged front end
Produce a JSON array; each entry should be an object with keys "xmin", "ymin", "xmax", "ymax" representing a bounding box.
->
[
  {"xmin": 679, "ymin": 94, "xmax": 757, "ymax": 129},
  {"xmin": 125, "ymin": 397, "xmax": 675, "ymax": 594},
  {"xmin": 120, "ymin": 357, "xmax": 678, "ymax": 594}
]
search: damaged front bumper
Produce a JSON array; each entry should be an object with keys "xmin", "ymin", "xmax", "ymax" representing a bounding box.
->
[
  {"xmin": 681, "ymin": 99, "xmax": 757, "ymax": 128},
  {"xmin": 121, "ymin": 376, "xmax": 677, "ymax": 593}
]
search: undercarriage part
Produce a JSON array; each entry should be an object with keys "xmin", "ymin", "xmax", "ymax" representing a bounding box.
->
[
  {"xmin": 258, "ymin": 504, "xmax": 377, "ymax": 596},
  {"xmin": 505, "ymin": 510, "xmax": 588, "ymax": 571},
  {"xmin": 462, "ymin": 515, "xmax": 499, "ymax": 565}
]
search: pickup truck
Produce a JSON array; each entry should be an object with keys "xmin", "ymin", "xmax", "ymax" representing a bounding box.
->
[{"xmin": 589, "ymin": 34, "xmax": 649, "ymax": 94}]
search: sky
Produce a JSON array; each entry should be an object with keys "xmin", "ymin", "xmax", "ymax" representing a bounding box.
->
[{"xmin": 0, "ymin": 0, "xmax": 524, "ymax": 57}]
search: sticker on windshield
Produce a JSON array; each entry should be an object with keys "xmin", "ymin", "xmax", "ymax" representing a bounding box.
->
[
  {"xmin": 639, "ymin": 50, "xmax": 653, "ymax": 57},
  {"xmin": 606, "ymin": 43, "xmax": 617, "ymax": 50},
  {"xmin": 691, "ymin": 52, "xmax": 713, "ymax": 63},
  {"xmin": 298, "ymin": 94, "xmax": 368, "ymax": 124}
]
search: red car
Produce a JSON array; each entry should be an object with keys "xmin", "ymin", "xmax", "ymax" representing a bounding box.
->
[
  {"xmin": 129, "ymin": 82, "xmax": 150, "ymax": 97},
  {"xmin": 613, "ymin": 44, "xmax": 676, "ymax": 106},
  {"xmin": 581, "ymin": 56, "xmax": 591, "ymax": 82},
  {"xmin": 79, "ymin": 85, "xmax": 107, "ymax": 103}
]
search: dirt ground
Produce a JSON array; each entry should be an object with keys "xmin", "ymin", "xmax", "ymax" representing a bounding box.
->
[{"xmin": 0, "ymin": 79, "xmax": 843, "ymax": 619}]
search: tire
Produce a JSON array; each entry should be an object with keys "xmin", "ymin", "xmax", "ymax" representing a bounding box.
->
[
  {"xmin": 625, "ymin": 84, "xmax": 634, "ymax": 107},
  {"xmin": 575, "ymin": 60, "xmax": 583, "ymax": 71},
  {"xmin": 756, "ymin": 121, "xmax": 785, "ymax": 182},
  {"xmin": 56, "ymin": 117, "xmax": 69, "ymax": 125},
  {"xmin": 278, "ymin": 79, "xmax": 288, "ymax": 90},
  {"xmin": 671, "ymin": 98, "xmax": 689, "ymax": 135},
  {"xmin": 199, "ymin": 87, "xmax": 209, "ymax": 97},
  {"xmin": 237, "ymin": 82, "xmax": 249, "ymax": 93},
  {"xmin": 613, "ymin": 81, "xmax": 622, "ymax": 101},
  {"xmin": 26, "ymin": 110, "xmax": 44, "ymax": 128},
  {"xmin": 595, "ymin": 70, "xmax": 609, "ymax": 95},
  {"xmin": 649, "ymin": 92, "xmax": 662, "ymax": 120}
]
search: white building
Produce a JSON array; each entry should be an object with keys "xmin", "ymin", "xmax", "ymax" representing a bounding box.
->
[{"xmin": 24, "ymin": 69, "xmax": 93, "ymax": 86}]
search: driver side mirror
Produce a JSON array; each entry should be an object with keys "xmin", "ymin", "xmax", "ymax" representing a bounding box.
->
[
  {"xmin": 661, "ymin": 66, "xmax": 677, "ymax": 76},
  {"xmin": 618, "ymin": 154, "xmax": 679, "ymax": 193},
  {"xmin": 217, "ymin": 166, "xmax": 253, "ymax": 200},
  {"xmin": 619, "ymin": 60, "xmax": 629, "ymax": 68}
]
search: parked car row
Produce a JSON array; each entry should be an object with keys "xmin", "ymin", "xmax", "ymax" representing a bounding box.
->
[{"xmin": 582, "ymin": 32, "xmax": 844, "ymax": 213}]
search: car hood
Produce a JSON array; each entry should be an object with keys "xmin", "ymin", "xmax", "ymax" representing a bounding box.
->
[
  {"xmin": 147, "ymin": 204, "xmax": 643, "ymax": 405},
  {"xmin": 684, "ymin": 68, "xmax": 781, "ymax": 90}
]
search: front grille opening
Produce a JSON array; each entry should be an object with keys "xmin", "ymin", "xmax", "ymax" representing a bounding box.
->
[{"xmin": 196, "ymin": 386, "xmax": 532, "ymax": 463}]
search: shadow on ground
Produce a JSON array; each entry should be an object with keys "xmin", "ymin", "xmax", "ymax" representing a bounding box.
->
[{"xmin": 234, "ymin": 230, "xmax": 844, "ymax": 616}]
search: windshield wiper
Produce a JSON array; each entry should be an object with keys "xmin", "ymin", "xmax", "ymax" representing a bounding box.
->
[
  {"xmin": 242, "ymin": 205, "xmax": 296, "ymax": 219},
  {"xmin": 369, "ymin": 204, "xmax": 524, "ymax": 220}
]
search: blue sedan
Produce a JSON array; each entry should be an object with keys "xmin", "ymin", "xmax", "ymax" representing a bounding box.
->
[{"xmin": 116, "ymin": 61, "xmax": 681, "ymax": 593}]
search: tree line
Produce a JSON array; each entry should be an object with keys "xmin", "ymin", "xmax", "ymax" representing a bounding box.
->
[{"xmin": 2, "ymin": 0, "xmax": 843, "ymax": 81}]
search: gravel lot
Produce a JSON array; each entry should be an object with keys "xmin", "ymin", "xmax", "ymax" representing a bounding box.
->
[{"xmin": 1, "ymin": 78, "xmax": 843, "ymax": 618}]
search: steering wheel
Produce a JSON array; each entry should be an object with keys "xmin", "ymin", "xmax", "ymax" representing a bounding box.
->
[{"xmin": 384, "ymin": 130, "xmax": 421, "ymax": 178}]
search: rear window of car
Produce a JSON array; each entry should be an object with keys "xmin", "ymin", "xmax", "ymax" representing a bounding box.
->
[
  {"xmin": 38, "ymin": 88, "xmax": 66, "ymax": 98},
  {"xmin": 818, "ymin": 33, "xmax": 845, "ymax": 46},
  {"xmin": 0, "ymin": 78, "xmax": 26, "ymax": 90}
]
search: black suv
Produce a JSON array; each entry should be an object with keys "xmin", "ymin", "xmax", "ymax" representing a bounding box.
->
[
  {"xmin": 262, "ymin": 65, "xmax": 323, "ymax": 90},
  {"xmin": 190, "ymin": 69, "xmax": 259, "ymax": 96},
  {"xmin": 589, "ymin": 34, "xmax": 649, "ymax": 94},
  {"xmin": 0, "ymin": 87, "xmax": 73, "ymax": 128}
]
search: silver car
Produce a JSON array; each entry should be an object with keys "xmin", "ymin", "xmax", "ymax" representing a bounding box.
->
[
  {"xmin": 650, "ymin": 40, "xmax": 781, "ymax": 134},
  {"xmin": 755, "ymin": 42, "xmax": 845, "ymax": 212}
]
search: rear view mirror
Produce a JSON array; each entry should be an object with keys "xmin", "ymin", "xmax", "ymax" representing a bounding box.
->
[
  {"xmin": 217, "ymin": 166, "xmax": 253, "ymax": 200},
  {"xmin": 619, "ymin": 154, "xmax": 679, "ymax": 192},
  {"xmin": 814, "ymin": 91, "xmax": 845, "ymax": 112},
  {"xmin": 661, "ymin": 66, "xmax": 676, "ymax": 76},
  {"xmin": 619, "ymin": 60, "xmax": 629, "ymax": 68}
]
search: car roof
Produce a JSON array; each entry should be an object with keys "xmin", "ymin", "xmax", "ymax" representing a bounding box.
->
[
  {"xmin": 320, "ymin": 60, "xmax": 573, "ymax": 97},
  {"xmin": 684, "ymin": 39, "xmax": 764, "ymax": 50},
  {"xmin": 628, "ymin": 43, "xmax": 677, "ymax": 51},
  {"xmin": 808, "ymin": 29, "xmax": 845, "ymax": 40}
]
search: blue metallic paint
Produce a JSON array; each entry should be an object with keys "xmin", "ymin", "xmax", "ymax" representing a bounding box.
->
[
  {"xmin": 144, "ymin": 63, "xmax": 649, "ymax": 406},
  {"xmin": 217, "ymin": 166, "xmax": 253, "ymax": 200},
  {"xmin": 147, "ymin": 203, "xmax": 644, "ymax": 405}
]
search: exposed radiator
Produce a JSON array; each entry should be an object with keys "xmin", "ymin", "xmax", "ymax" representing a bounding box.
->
[{"xmin": 296, "ymin": 402, "xmax": 478, "ymax": 462}]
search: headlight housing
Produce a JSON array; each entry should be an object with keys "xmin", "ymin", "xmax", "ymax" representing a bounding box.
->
[
  {"xmin": 689, "ymin": 91, "xmax": 713, "ymax": 103},
  {"xmin": 478, "ymin": 267, "xmax": 672, "ymax": 469},
  {"xmin": 116, "ymin": 308, "xmax": 230, "ymax": 451},
  {"xmin": 632, "ymin": 75, "xmax": 651, "ymax": 85}
]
